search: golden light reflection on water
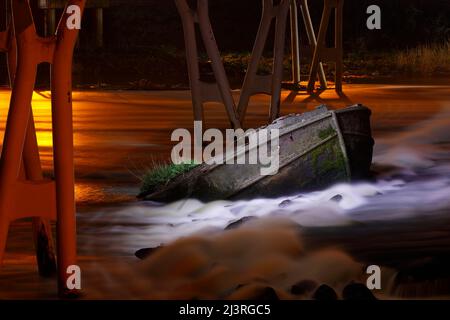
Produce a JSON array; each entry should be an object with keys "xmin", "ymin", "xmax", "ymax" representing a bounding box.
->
[
  {"xmin": 0, "ymin": 85, "xmax": 449, "ymax": 205},
  {"xmin": 30, "ymin": 91, "xmax": 54, "ymax": 148},
  {"xmin": 35, "ymin": 130, "xmax": 53, "ymax": 148},
  {"xmin": 75, "ymin": 182, "xmax": 136, "ymax": 204},
  {"xmin": 0, "ymin": 91, "xmax": 55, "ymax": 150}
]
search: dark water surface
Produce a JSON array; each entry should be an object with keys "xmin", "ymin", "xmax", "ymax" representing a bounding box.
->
[{"xmin": 1, "ymin": 84, "xmax": 450, "ymax": 299}]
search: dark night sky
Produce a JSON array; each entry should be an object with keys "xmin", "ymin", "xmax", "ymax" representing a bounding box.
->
[
  {"xmin": 2, "ymin": 0, "xmax": 449, "ymax": 52},
  {"xmin": 0, "ymin": 0, "xmax": 449, "ymax": 86},
  {"xmin": 99, "ymin": 0, "xmax": 450, "ymax": 52}
]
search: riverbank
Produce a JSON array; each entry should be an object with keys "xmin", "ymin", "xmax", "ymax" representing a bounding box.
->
[{"xmin": 66, "ymin": 42, "xmax": 450, "ymax": 90}]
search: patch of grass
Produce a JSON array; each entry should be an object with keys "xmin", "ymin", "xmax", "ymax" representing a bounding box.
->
[
  {"xmin": 396, "ymin": 41, "xmax": 450, "ymax": 75},
  {"xmin": 141, "ymin": 162, "xmax": 198, "ymax": 195}
]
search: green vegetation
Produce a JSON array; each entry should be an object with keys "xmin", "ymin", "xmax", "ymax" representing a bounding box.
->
[
  {"xmin": 344, "ymin": 41, "xmax": 450, "ymax": 79},
  {"xmin": 221, "ymin": 42, "xmax": 450, "ymax": 87},
  {"xmin": 318, "ymin": 126, "xmax": 336, "ymax": 140},
  {"xmin": 141, "ymin": 162, "xmax": 198, "ymax": 195},
  {"xmin": 396, "ymin": 41, "xmax": 450, "ymax": 75},
  {"xmin": 72, "ymin": 41, "xmax": 450, "ymax": 90},
  {"xmin": 311, "ymin": 142, "xmax": 346, "ymax": 177}
]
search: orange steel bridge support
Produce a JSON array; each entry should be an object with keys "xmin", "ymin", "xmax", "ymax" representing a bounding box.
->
[
  {"xmin": 0, "ymin": 0, "xmax": 57, "ymax": 279},
  {"xmin": 0, "ymin": 0, "xmax": 86, "ymax": 297}
]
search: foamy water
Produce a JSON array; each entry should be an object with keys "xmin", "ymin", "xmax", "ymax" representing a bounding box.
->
[
  {"xmin": 80, "ymin": 105, "xmax": 450, "ymax": 251},
  {"xmin": 75, "ymin": 104, "xmax": 450, "ymax": 299}
]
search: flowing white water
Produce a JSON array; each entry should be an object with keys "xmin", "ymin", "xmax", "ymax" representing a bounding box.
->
[
  {"xmin": 80, "ymin": 106, "xmax": 450, "ymax": 252},
  {"xmin": 75, "ymin": 105, "xmax": 450, "ymax": 299}
]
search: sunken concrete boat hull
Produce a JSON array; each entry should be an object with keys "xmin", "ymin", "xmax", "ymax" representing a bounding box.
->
[{"xmin": 142, "ymin": 105, "xmax": 374, "ymax": 202}]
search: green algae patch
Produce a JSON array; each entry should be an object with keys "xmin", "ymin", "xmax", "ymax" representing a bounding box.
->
[
  {"xmin": 318, "ymin": 126, "xmax": 336, "ymax": 140},
  {"xmin": 311, "ymin": 142, "xmax": 346, "ymax": 177}
]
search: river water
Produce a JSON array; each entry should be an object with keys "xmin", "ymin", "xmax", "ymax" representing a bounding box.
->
[{"xmin": 1, "ymin": 84, "xmax": 450, "ymax": 299}]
